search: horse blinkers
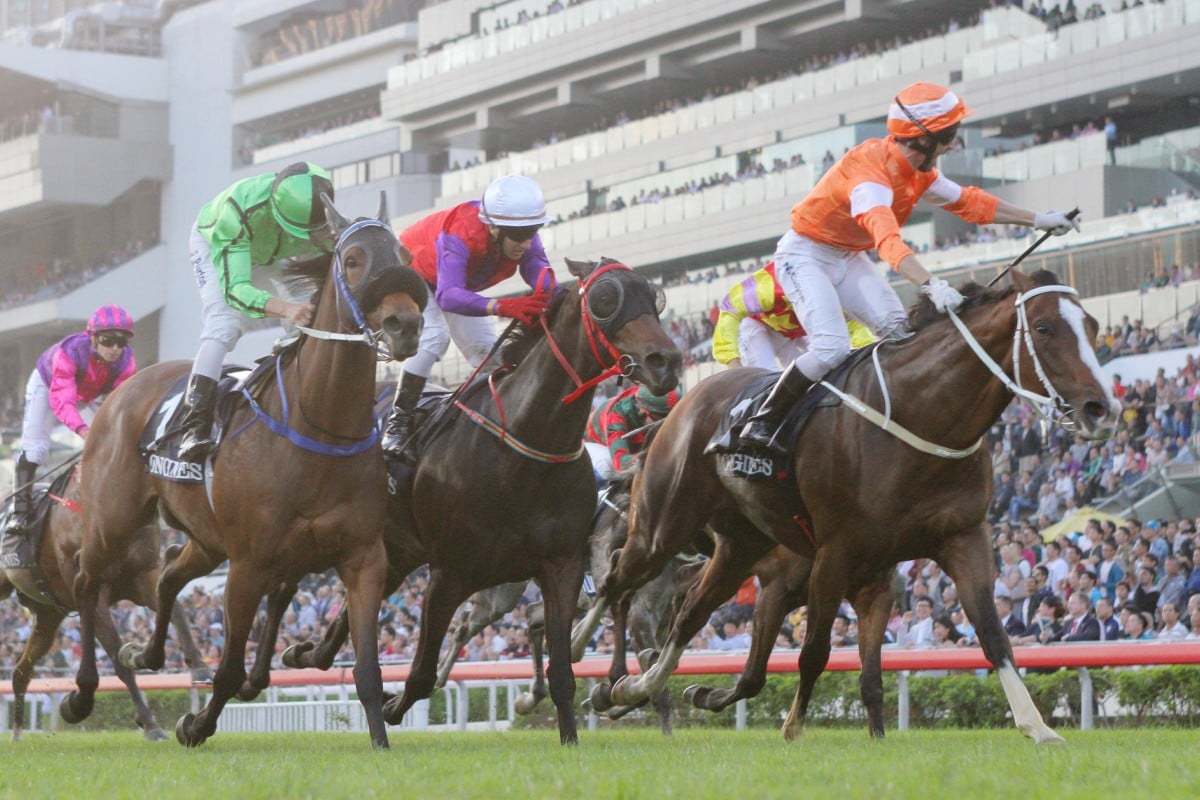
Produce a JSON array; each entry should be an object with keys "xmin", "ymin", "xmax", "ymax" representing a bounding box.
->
[{"xmin": 584, "ymin": 271, "xmax": 666, "ymax": 335}]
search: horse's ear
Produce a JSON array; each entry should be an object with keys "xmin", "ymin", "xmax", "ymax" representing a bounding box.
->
[
  {"xmin": 1009, "ymin": 269, "xmax": 1033, "ymax": 291},
  {"xmin": 565, "ymin": 258, "xmax": 598, "ymax": 280},
  {"xmin": 321, "ymin": 193, "xmax": 351, "ymax": 237},
  {"xmin": 399, "ymin": 243, "xmax": 413, "ymax": 267},
  {"xmin": 376, "ymin": 191, "xmax": 389, "ymax": 224}
]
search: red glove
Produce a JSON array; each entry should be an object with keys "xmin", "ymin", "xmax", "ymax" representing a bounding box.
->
[{"xmin": 494, "ymin": 294, "xmax": 550, "ymax": 325}]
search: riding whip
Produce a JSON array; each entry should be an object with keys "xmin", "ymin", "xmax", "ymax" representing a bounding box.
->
[{"xmin": 986, "ymin": 207, "xmax": 1081, "ymax": 287}]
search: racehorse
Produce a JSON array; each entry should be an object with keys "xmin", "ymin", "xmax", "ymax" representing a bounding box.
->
[
  {"xmin": 0, "ymin": 461, "xmax": 209, "ymax": 741},
  {"xmin": 434, "ymin": 472, "xmax": 698, "ymax": 734},
  {"xmin": 63, "ymin": 194, "xmax": 427, "ymax": 749},
  {"xmin": 282, "ymin": 258, "xmax": 681, "ymax": 744},
  {"xmin": 587, "ymin": 269, "xmax": 1119, "ymax": 742}
]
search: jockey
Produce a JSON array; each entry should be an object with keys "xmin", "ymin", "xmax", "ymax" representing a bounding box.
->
[
  {"xmin": 178, "ymin": 161, "xmax": 336, "ymax": 461},
  {"xmin": 739, "ymin": 82, "xmax": 1080, "ymax": 454},
  {"xmin": 8, "ymin": 305, "xmax": 136, "ymax": 536},
  {"xmin": 712, "ymin": 261, "xmax": 875, "ymax": 369},
  {"xmin": 381, "ymin": 174, "xmax": 557, "ymax": 457},
  {"xmin": 585, "ymin": 383, "xmax": 681, "ymax": 483}
]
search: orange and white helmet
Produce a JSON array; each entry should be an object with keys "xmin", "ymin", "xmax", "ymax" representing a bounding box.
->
[{"xmin": 887, "ymin": 83, "xmax": 972, "ymax": 139}]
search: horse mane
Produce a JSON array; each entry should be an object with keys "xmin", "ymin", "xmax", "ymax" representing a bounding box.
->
[
  {"xmin": 278, "ymin": 253, "xmax": 331, "ymax": 308},
  {"xmin": 494, "ymin": 287, "xmax": 571, "ymax": 367},
  {"xmin": 906, "ymin": 269, "xmax": 1063, "ymax": 332}
]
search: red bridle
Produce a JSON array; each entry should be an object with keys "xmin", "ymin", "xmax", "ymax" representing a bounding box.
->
[{"xmin": 541, "ymin": 262, "xmax": 634, "ymax": 404}]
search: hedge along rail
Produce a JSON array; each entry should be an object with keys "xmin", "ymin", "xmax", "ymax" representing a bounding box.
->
[{"xmin": 3, "ymin": 642, "xmax": 1198, "ymax": 734}]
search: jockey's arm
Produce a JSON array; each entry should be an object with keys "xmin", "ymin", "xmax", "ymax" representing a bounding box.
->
[
  {"xmin": 47, "ymin": 351, "xmax": 88, "ymax": 436},
  {"xmin": 433, "ymin": 233, "xmax": 491, "ymax": 316}
]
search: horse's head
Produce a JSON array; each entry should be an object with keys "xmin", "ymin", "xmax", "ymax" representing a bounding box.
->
[
  {"xmin": 567, "ymin": 258, "xmax": 682, "ymax": 395},
  {"xmin": 321, "ymin": 192, "xmax": 427, "ymax": 360},
  {"xmin": 1007, "ymin": 270, "xmax": 1121, "ymax": 438}
]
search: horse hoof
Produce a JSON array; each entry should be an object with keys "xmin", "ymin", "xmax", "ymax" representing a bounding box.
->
[
  {"xmin": 683, "ymin": 684, "xmax": 710, "ymax": 708},
  {"xmin": 144, "ymin": 727, "xmax": 170, "ymax": 742},
  {"xmin": 118, "ymin": 642, "xmax": 145, "ymax": 671},
  {"xmin": 281, "ymin": 642, "xmax": 314, "ymax": 669},
  {"xmin": 236, "ymin": 683, "xmax": 262, "ymax": 703},
  {"xmin": 163, "ymin": 543, "xmax": 183, "ymax": 562},
  {"xmin": 175, "ymin": 713, "xmax": 204, "ymax": 747},
  {"xmin": 514, "ymin": 692, "xmax": 541, "ymax": 715},
  {"xmin": 1033, "ymin": 728, "xmax": 1066, "ymax": 746},
  {"xmin": 636, "ymin": 648, "xmax": 659, "ymax": 671},
  {"xmin": 59, "ymin": 692, "xmax": 92, "ymax": 724},
  {"xmin": 383, "ymin": 697, "xmax": 405, "ymax": 726},
  {"xmin": 781, "ymin": 722, "xmax": 803, "ymax": 742},
  {"xmin": 588, "ymin": 682, "xmax": 614, "ymax": 713},
  {"xmin": 11, "ymin": 729, "xmax": 22, "ymax": 743},
  {"xmin": 610, "ymin": 675, "xmax": 641, "ymax": 706}
]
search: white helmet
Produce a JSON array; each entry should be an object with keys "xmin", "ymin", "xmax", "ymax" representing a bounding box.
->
[{"xmin": 478, "ymin": 174, "xmax": 552, "ymax": 227}]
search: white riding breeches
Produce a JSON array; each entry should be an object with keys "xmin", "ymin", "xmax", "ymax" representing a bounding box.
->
[
  {"xmin": 20, "ymin": 370, "xmax": 98, "ymax": 465},
  {"xmin": 584, "ymin": 441, "xmax": 615, "ymax": 483},
  {"xmin": 402, "ymin": 301, "xmax": 499, "ymax": 380},
  {"xmin": 737, "ymin": 317, "xmax": 808, "ymax": 371},
  {"xmin": 190, "ymin": 224, "xmax": 297, "ymax": 380},
  {"xmin": 773, "ymin": 230, "xmax": 907, "ymax": 381}
]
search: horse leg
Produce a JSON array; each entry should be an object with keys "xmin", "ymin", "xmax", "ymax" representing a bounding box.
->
[
  {"xmin": 781, "ymin": 546, "xmax": 847, "ymax": 742},
  {"xmin": 384, "ymin": 568, "xmax": 465, "ymax": 727},
  {"xmin": 686, "ymin": 559, "xmax": 804, "ymax": 714},
  {"xmin": 628, "ymin": 599, "xmax": 672, "ymax": 735},
  {"xmin": 539, "ymin": 557, "xmax": 586, "ymax": 745},
  {"xmin": 93, "ymin": 587, "xmax": 167, "ymax": 741},
  {"xmin": 514, "ymin": 600, "xmax": 548, "ymax": 713},
  {"xmin": 123, "ymin": 539, "xmax": 222, "ymax": 672},
  {"xmin": 570, "ymin": 595, "xmax": 608, "ymax": 663},
  {"xmin": 850, "ymin": 572, "xmax": 896, "ymax": 739},
  {"xmin": 169, "ymin": 601, "xmax": 211, "ymax": 684},
  {"xmin": 10, "ymin": 606, "xmax": 65, "ymax": 742},
  {"xmin": 939, "ymin": 527, "xmax": 1063, "ymax": 744},
  {"xmin": 612, "ymin": 529, "xmax": 771, "ymax": 708},
  {"xmin": 340, "ymin": 544, "xmax": 389, "ymax": 748},
  {"xmin": 283, "ymin": 567, "xmax": 407, "ymax": 670},
  {"xmin": 174, "ymin": 564, "xmax": 261, "ymax": 747},
  {"xmin": 436, "ymin": 582, "xmax": 524, "ymax": 690},
  {"xmin": 61, "ymin": 588, "xmax": 99, "ymax": 724},
  {"xmin": 237, "ymin": 581, "xmax": 296, "ymax": 701}
]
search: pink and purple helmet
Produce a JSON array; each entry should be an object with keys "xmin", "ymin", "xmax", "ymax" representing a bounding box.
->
[{"xmin": 87, "ymin": 305, "xmax": 134, "ymax": 336}]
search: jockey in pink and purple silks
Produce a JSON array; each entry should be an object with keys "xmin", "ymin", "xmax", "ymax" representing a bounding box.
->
[{"xmin": 8, "ymin": 305, "xmax": 136, "ymax": 536}]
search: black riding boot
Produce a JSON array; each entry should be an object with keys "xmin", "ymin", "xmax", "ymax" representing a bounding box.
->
[
  {"xmin": 6, "ymin": 453, "xmax": 38, "ymax": 536},
  {"xmin": 381, "ymin": 373, "xmax": 427, "ymax": 458},
  {"xmin": 178, "ymin": 374, "xmax": 219, "ymax": 462},
  {"xmin": 738, "ymin": 364, "xmax": 813, "ymax": 456}
]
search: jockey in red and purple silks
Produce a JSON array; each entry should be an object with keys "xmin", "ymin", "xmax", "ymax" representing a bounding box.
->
[{"xmin": 382, "ymin": 174, "xmax": 557, "ymax": 457}]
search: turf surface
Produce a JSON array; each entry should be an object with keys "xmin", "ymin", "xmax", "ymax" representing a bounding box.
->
[{"xmin": 0, "ymin": 728, "xmax": 1193, "ymax": 799}]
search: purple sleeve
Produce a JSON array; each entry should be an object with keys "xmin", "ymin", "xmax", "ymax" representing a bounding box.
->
[
  {"xmin": 433, "ymin": 230, "xmax": 491, "ymax": 316},
  {"xmin": 518, "ymin": 236, "xmax": 555, "ymax": 293}
]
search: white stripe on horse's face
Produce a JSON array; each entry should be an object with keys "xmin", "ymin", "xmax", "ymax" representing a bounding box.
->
[{"xmin": 1058, "ymin": 298, "xmax": 1122, "ymax": 417}]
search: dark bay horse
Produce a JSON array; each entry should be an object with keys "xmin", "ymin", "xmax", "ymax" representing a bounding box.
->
[
  {"xmin": 284, "ymin": 258, "xmax": 680, "ymax": 744},
  {"xmin": 64, "ymin": 195, "xmax": 426, "ymax": 748},
  {"xmin": 589, "ymin": 269, "xmax": 1119, "ymax": 742},
  {"xmin": 0, "ymin": 462, "xmax": 208, "ymax": 741}
]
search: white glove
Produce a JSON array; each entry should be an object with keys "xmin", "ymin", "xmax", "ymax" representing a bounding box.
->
[
  {"xmin": 1034, "ymin": 210, "xmax": 1081, "ymax": 236},
  {"xmin": 921, "ymin": 277, "xmax": 965, "ymax": 313}
]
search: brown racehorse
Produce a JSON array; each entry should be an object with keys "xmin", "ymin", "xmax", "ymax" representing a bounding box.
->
[
  {"xmin": 588, "ymin": 269, "xmax": 1119, "ymax": 742},
  {"xmin": 63, "ymin": 195, "xmax": 427, "ymax": 749},
  {"xmin": 282, "ymin": 258, "xmax": 681, "ymax": 744},
  {"xmin": 0, "ymin": 461, "xmax": 209, "ymax": 741}
]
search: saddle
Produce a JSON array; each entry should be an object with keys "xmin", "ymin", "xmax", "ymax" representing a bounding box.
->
[
  {"xmin": 0, "ymin": 466, "xmax": 76, "ymax": 609},
  {"xmin": 139, "ymin": 353, "xmax": 286, "ymax": 483},
  {"xmin": 384, "ymin": 377, "xmax": 490, "ymax": 500}
]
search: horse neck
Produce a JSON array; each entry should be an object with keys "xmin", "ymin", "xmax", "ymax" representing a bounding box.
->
[
  {"xmin": 492, "ymin": 308, "xmax": 603, "ymax": 451},
  {"xmin": 288, "ymin": 288, "xmax": 377, "ymax": 439},
  {"xmin": 880, "ymin": 304, "xmax": 1020, "ymax": 450}
]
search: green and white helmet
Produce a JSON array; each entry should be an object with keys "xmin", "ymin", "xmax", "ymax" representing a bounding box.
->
[{"xmin": 270, "ymin": 162, "xmax": 335, "ymax": 238}]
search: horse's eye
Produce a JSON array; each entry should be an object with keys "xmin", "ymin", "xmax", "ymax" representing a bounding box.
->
[{"xmin": 1035, "ymin": 322, "xmax": 1052, "ymax": 337}]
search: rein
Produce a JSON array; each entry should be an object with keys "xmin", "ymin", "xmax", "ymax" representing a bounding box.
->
[{"xmin": 824, "ymin": 284, "xmax": 1079, "ymax": 459}]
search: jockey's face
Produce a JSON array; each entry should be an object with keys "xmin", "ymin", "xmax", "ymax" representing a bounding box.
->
[{"xmin": 91, "ymin": 332, "xmax": 128, "ymax": 363}]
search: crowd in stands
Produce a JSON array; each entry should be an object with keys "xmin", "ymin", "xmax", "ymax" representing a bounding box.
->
[
  {"xmin": 0, "ymin": 104, "xmax": 74, "ymax": 146},
  {"xmin": 239, "ymin": 105, "xmax": 382, "ymax": 165},
  {"xmin": 250, "ymin": 0, "xmax": 421, "ymax": 67},
  {"xmin": 0, "ymin": 234, "xmax": 157, "ymax": 312}
]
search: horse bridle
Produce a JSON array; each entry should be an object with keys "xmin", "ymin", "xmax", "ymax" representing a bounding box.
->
[
  {"xmin": 542, "ymin": 262, "xmax": 649, "ymax": 405},
  {"xmin": 294, "ymin": 218, "xmax": 396, "ymax": 357},
  {"xmin": 946, "ymin": 283, "xmax": 1082, "ymax": 430}
]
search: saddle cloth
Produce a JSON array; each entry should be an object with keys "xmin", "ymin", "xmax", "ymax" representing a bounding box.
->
[
  {"xmin": 1, "ymin": 466, "xmax": 77, "ymax": 608},
  {"xmin": 138, "ymin": 361, "xmax": 267, "ymax": 483}
]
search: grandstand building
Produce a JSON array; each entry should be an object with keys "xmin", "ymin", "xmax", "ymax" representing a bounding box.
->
[{"xmin": 4, "ymin": 0, "xmax": 1200, "ymax": 399}]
